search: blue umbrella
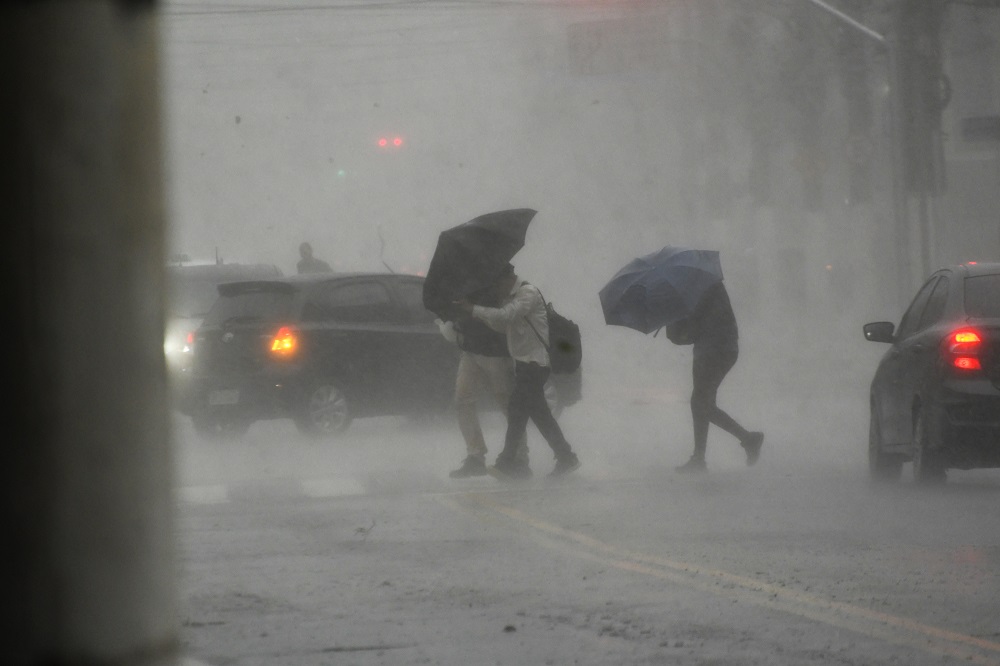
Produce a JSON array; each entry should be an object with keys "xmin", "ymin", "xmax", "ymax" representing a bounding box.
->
[{"xmin": 599, "ymin": 246, "xmax": 724, "ymax": 334}]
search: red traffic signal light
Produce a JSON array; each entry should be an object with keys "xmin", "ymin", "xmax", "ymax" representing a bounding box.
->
[{"xmin": 376, "ymin": 135, "xmax": 404, "ymax": 150}]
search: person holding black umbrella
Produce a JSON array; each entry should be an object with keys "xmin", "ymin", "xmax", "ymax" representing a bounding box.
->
[
  {"xmin": 667, "ymin": 281, "xmax": 764, "ymax": 473},
  {"xmin": 436, "ymin": 286, "xmax": 528, "ymax": 478},
  {"xmin": 423, "ymin": 209, "xmax": 540, "ymax": 478},
  {"xmin": 456, "ymin": 264, "xmax": 581, "ymax": 479}
]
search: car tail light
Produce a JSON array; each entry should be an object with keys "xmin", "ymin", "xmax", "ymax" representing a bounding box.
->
[
  {"xmin": 270, "ymin": 326, "xmax": 299, "ymax": 357},
  {"xmin": 182, "ymin": 331, "xmax": 195, "ymax": 354},
  {"xmin": 943, "ymin": 328, "xmax": 983, "ymax": 371}
]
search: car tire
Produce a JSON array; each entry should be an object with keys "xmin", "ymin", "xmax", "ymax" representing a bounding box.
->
[
  {"xmin": 868, "ymin": 408, "xmax": 902, "ymax": 482},
  {"xmin": 294, "ymin": 380, "xmax": 352, "ymax": 437},
  {"xmin": 912, "ymin": 408, "xmax": 946, "ymax": 485},
  {"xmin": 191, "ymin": 409, "xmax": 251, "ymax": 440}
]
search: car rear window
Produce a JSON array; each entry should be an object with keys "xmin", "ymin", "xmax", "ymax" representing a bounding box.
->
[
  {"xmin": 302, "ymin": 280, "xmax": 395, "ymax": 323},
  {"xmin": 202, "ymin": 288, "xmax": 295, "ymax": 325},
  {"xmin": 965, "ymin": 275, "xmax": 1000, "ymax": 317}
]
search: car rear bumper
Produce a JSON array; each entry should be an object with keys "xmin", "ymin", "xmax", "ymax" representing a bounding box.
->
[
  {"xmin": 190, "ymin": 372, "xmax": 302, "ymax": 421},
  {"xmin": 937, "ymin": 381, "xmax": 1000, "ymax": 469}
]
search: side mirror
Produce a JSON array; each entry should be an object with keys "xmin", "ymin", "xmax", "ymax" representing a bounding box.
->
[{"xmin": 863, "ymin": 321, "xmax": 895, "ymax": 343}]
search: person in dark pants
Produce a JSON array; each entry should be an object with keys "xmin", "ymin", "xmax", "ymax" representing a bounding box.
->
[
  {"xmin": 456, "ymin": 264, "xmax": 580, "ymax": 479},
  {"xmin": 667, "ymin": 281, "xmax": 763, "ymax": 473}
]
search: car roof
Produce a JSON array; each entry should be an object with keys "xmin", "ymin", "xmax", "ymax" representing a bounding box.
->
[
  {"xmin": 272, "ymin": 271, "xmax": 421, "ymax": 284},
  {"xmin": 215, "ymin": 271, "xmax": 423, "ymax": 297},
  {"xmin": 167, "ymin": 262, "xmax": 283, "ymax": 279}
]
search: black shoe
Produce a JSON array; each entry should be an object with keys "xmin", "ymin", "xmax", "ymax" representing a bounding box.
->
[
  {"xmin": 488, "ymin": 457, "xmax": 533, "ymax": 481},
  {"xmin": 449, "ymin": 455, "xmax": 487, "ymax": 478},
  {"xmin": 548, "ymin": 453, "xmax": 581, "ymax": 477},
  {"xmin": 675, "ymin": 456, "xmax": 707, "ymax": 474},
  {"xmin": 741, "ymin": 432, "xmax": 764, "ymax": 466}
]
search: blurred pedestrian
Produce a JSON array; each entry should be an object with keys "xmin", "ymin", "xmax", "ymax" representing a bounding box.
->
[
  {"xmin": 667, "ymin": 281, "xmax": 763, "ymax": 473},
  {"xmin": 456, "ymin": 264, "xmax": 580, "ymax": 479},
  {"xmin": 436, "ymin": 286, "xmax": 528, "ymax": 478},
  {"xmin": 297, "ymin": 241, "xmax": 332, "ymax": 274}
]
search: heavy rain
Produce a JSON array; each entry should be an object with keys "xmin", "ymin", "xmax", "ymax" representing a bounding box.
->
[{"xmin": 9, "ymin": 1, "xmax": 1000, "ymax": 665}]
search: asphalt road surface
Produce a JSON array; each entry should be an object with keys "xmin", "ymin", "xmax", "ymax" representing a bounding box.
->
[{"xmin": 173, "ymin": 396, "xmax": 1000, "ymax": 666}]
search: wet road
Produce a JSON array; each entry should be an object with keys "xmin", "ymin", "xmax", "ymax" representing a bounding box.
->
[{"xmin": 173, "ymin": 395, "xmax": 1000, "ymax": 666}]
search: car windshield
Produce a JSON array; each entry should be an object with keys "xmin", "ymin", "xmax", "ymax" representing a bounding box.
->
[
  {"xmin": 202, "ymin": 289, "xmax": 295, "ymax": 326},
  {"xmin": 965, "ymin": 274, "xmax": 1000, "ymax": 317}
]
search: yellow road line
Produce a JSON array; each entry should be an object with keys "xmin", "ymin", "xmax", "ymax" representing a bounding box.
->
[{"xmin": 438, "ymin": 492, "xmax": 1000, "ymax": 665}]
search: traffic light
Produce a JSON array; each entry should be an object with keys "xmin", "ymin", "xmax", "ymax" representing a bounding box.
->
[{"xmin": 376, "ymin": 135, "xmax": 404, "ymax": 150}]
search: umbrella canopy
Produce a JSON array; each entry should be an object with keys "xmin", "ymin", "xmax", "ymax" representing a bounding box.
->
[
  {"xmin": 423, "ymin": 208, "xmax": 536, "ymax": 319},
  {"xmin": 599, "ymin": 246, "xmax": 723, "ymax": 334}
]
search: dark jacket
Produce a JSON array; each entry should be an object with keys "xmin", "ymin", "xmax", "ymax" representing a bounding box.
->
[
  {"xmin": 454, "ymin": 316, "xmax": 509, "ymax": 357},
  {"xmin": 665, "ymin": 282, "xmax": 739, "ymax": 358},
  {"xmin": 449, "ymin": 285, "xmax": 509, "ymax": 358}
]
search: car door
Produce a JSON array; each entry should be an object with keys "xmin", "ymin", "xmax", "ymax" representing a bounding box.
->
[
  {"xmin": 879, "ymin": 274, "xmax": 950, "ymax": 446},
  {"xmin": 900, "ymin": 274, "xmax": 952, "ymax": 437},
  {"xmin": 305, "ymin": 278, "xmax": 401, "ymax": 413},
  {"xmin": 386, "ymin": 276, "xmax": 460, "ymax": 411}
]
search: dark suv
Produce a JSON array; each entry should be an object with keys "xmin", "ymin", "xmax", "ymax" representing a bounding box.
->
[
  {"xmin": 187, "ymin": 273, "xmax": 461, "ymax": 438},
  {"xmin": 863, "ymin": 262, "xmax": 1000, "ymax": 483}
]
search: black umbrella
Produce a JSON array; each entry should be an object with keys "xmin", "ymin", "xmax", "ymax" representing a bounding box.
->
[
  {"xmin": 422, "ymin": 208, "xmax": 537, "ymax": 319},
  {"xmin": 599, "ymin": 246, "xmax": 724, "ymax": 334}
]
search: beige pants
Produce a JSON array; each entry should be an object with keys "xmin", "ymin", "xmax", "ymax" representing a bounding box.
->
[{"xmin": 454, "ymin": 351, "xmax": 527, "ymax": 463}]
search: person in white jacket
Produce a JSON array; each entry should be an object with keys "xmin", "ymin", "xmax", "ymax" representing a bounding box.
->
[{"xmin": 456, "ymin": 264, "xmax": 580, "ymax": 479}]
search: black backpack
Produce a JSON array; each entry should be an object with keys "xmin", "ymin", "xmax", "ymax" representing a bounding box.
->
[{"xmin": 526, "ymin": 289, "xmax": 582, "ymax": 374}]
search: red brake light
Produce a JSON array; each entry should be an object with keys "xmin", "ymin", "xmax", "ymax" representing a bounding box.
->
[
  {"xmin": 944, "ymin": 329, "xmax": 983, "ymax": 371},
  {"xmin": 954, "ymin": 357, "xmax": 982, "ymax": 371},
  {"xmin": 270, "ymin": 326, "xmax": 298, "ymax": 356}
]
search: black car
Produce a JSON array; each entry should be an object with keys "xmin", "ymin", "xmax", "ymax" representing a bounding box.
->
[
  {"xmin": 863, "ymin": 262, "xmax": 1000, "ymax": 483},
  {"xmin": 187, "ymin": 272, "xmax": 460, "ymax": 438},
  {"xmin": 166, "ymin": 260, "xmax": 284, "ymax": 408}
]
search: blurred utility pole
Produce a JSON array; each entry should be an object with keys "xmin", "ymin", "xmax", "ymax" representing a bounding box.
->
[
  {"xmin": 805, "ymin": 0, "xmax": 947, "ymax": 300},
  {"xmin": 4, "ymin": 1, "xmax": 178, "ymax": 664},
  {"xmin": 894, "ymin": 0, "xmax": 947, "ymax": 286}
]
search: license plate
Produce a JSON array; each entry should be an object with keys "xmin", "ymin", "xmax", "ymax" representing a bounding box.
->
[{"xmin": 208, "ymin": 389, "xmax": 239, "ymax": 406}]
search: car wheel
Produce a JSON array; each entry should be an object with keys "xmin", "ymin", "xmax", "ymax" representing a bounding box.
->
[
  {"xmin": 868, "ymin": 408, "xmax": 902, "ymax": 482},
  {"xmin": 295, "ymin": 380, "xmax": 352, "ymax": 437},
  {"xmin": 191, "ymin": 409, "xmax": 251, "ymax": 440},
  {"xmin": 912, "ymin": 408, "xmax": 946, "ymax": 485}
]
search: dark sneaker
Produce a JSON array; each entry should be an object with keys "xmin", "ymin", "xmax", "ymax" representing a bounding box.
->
[
  {"xmin": 488, "ymin": 457, "xmax": 533, "ymax": 481},
  {"xmin": 675, "ymin": 456, "xmax": 707, "ymax": 474},
  {"xmin": 449, "ymin": 455, "xmax": 487, "ymax": 478},
  {"xmin": 512, "ymin": 443, "xmax": 530, "ymax": 468},
  {"xmin": 548, "ymin": 453, "xmax": 581, "ymax": 477},
  {"xmin": 741, "ymin": 432, "xmax": 764, "ymax": 466}
]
